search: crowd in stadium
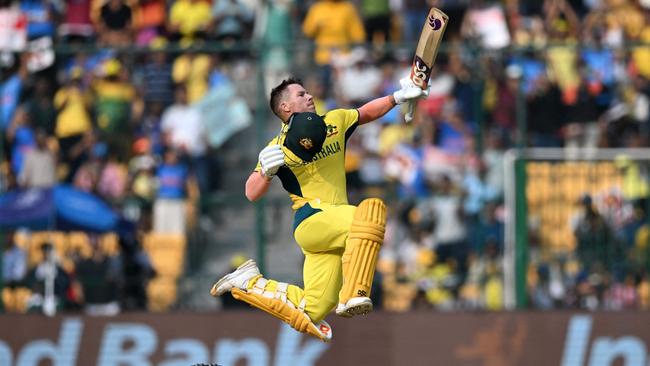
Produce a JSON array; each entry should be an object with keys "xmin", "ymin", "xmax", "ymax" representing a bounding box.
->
[{"xmin": 2, "ymin": 0, "xmax": 650, "ymax": 314}]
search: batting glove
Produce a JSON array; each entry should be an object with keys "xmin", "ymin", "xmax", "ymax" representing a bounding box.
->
[
  {"xmin": 259, "ymin": 145, "xmax": 285, "ymax": 178},
  {"xmin": 392, "ymin": 77, "xmax": 429, "ymax": 104}
]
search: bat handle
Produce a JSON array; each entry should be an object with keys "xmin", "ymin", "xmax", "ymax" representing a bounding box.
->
[{"xmin": 405, "ymin": 100, "xmax": 415, "ymax": 123}]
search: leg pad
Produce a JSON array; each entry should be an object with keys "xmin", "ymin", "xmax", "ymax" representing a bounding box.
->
[
  {"xmin": 339, "ymin": 198, "xmax": 386, "ymax": 303},
  {"xmin": 232, "ymin": 286, "xmax": 331, "ymax": 342}
]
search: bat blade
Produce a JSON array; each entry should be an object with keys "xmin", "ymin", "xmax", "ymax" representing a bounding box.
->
[
  {"xmin": 405, "ymin": 8, "xmax": 449, "ymax": 122},
  {"xmin": 409, "ymin": 8, "xmax": 449, "ymax": 90}
]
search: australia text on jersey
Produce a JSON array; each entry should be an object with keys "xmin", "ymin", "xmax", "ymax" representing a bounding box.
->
[{"xmin": 312, "ymin": 141, "xmax": 341, "ymax": 161}]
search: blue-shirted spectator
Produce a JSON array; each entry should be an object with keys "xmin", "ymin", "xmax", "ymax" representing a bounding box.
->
[
  {"xmin": 153, "ymin": 148, "xmax": 189, "ymax": 234},
  {"xmin": 6, "ymin": 106, "xmax": 36, "ymax": 177},
  {"xmin": 2, "ymin": 231, "xmax": 27, "ymax": 287},
  {"xmin": 1, "ymin": 70, "xmax": 25, "ymax": 132},
  {"xmin": 20, "ymin": 0, "xmax": 56, "ymax": 39}
]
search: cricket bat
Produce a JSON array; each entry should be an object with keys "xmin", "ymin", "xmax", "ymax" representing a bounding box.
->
[{"xmin": 405, "ymin": 8, "xmax": 449, "ymax": 122}]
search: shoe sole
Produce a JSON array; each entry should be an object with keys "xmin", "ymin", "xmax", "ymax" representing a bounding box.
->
[
  {"xmin": 210, "ymin": 259, "xmax": 255, "ymax": 297},
  {"xmin": 336, "ymin": 298, "xmax": 373, "ymax": 318}
]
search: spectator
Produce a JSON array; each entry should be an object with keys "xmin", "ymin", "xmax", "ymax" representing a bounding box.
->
[
  {"xmin": 2, "ymin": 231, "xmax": 27, "ymax": 288},
  {"xmin": 461, "ymin": 0, "xmax": 511, "ymax": 50},
  {"xmin": 6, "ymin": 106, "xmax": 36, "ymax": 178},
  {"xmin": 118, "ymin": 232, "xmax": 155, "ymax": 310},
  {"xmin": 421, "ymin": 174, "xmax": 468, "ymax": 275},
  {"xmin": 302, "ymin": 0, "xmax": 365, "ymax": 91},
  {"xmin": 482, "ymin": 128, "xmax": 505, "ymax": 198},
  {"xmin": 168, "ymin": 0, "xmax": 212, "ymax": 43},
  {"xmin": 604, "ymin": 272, "xmax": 639, "ymax": 310},
  {"xmin": 128, "ymin": 137, "xmax": 158, "ymax": 203},
  {"xmin": 74, "ymin": 236, "xmax": 122, "ymax": 315},
  {"xmin": 562, "ymin": 73, "xmax": 603, "ymax": 152},
  {"xmin": 58, "ymin": 0, "xmax": 94, "ymax": 43},
  {"xmin": 25, "ymin": 243, "xmax": 71, "ymax": 314},
  {"xmin": 336, "ymin": 49, "xmax": 383, "ymax": 105},
  {"xmin": 210, "ymin": 0, "xmax": 254, "ymax": 44},
  {"xmin": 23, "ymin": 77, "xmax": 56, "ymax": 135},
  {"xmin": 136, "ymin": 101, "xmax": 165, "ymax": 158},
  {"xmin": 631, "ymin": 10, "xmax": 650, "ymax": 80},
  {"xmin": 161, "ymin": 85, "xmax": 209, "ymax": 195},
  {"xmin": 401, "ymin": 0, "xmax": 429, "ymax": 43},
  {"xmin": 123, "ymin": 138, "xmax": 157, "ymax": 225},
  {"xmin": 133, "ymin": 0, "xmax": 166, "ymax": 46},
  {"xmin": 571, "ymin": 194, "xmax": 621, "ymax": 272},
  {"xmin": 20, "ymin": 0, "xmax": 57, "ymax": 40},
  {"xmin": 530, "ymin": 264, "xmax": 555, "ymax": 309},
  {"xmin": 359, "ymin": 0, "xmax": 391, "ymax": 45},
  {"xmin": 526, "ymin": 73, "xmax": 565, "ymax": 147},
  {"xmin": 153, "ymin": 148, "xmax": 190, "ymax": 234},
  {"xmin": 256, "ymin": 0, "xmax": 295, "ymax": 94},
  {"xmin": 97, "ymin": 0, "xmax": 133, "ymax": 47},
  {"xmin": 93, "ymin": 58, "xmax": 138, "ymax": 161},
  {"xmin": 543, "ymin": 0, "xmax": 581, "ymax": 94},
  {"xmin": 1, "ymin": 54, "xmax": 29, "ymax": 135},
  {"xmin": 172, "ymin": 47, "xmax": 212, "ymax": 103},
  {"xmin": 491, "ymin": 65, "xmax": 520, "ymax": 142},
  {"xmin": 54, "ymin": 67, "xmax": 93, "ymax": 182},
  {"xmin": 137, "ymin": 37, "xmax": 174, "ymax": 109},
  {"xmin": 18, "ymin": 128, "xmax": 57, "ymax": 188},
  {"xmin": 96, "ymin": 147, "xmax": 128, "ymax": 204}
]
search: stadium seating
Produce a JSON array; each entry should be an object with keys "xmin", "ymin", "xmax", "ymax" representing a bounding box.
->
[{"xmin": 142, "ymin": 233, "xmax": 187, "ymax": 311}]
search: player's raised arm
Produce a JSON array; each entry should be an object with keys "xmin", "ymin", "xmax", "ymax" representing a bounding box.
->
[{"xmin": 357, "ymin": 78, "xmax": 428, "ymax": 125}]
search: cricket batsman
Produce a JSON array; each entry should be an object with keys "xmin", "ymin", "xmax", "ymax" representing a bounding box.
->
[{"xmin": 210, "ymin": 77, "xmax": 427, "ymax": 342}]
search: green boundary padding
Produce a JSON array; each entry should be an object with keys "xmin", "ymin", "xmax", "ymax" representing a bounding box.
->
[{"xmin": 515, "ymin": 159, "xmax": 528, "ymax": 308}]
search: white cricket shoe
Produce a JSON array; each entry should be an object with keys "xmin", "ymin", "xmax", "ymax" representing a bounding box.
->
[
  {"xmin": 335, "ymin": 297, "xmax": 373, "ymax": 318},
  {"xmin": 210, "ymin": 259, "xmax": 260, "ymax": 297}
]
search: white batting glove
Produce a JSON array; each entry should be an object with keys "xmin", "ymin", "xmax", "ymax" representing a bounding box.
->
[
  {"xmin": 392, "ymin": 77, "xmax": 429, "ymax": 104},
  {"xmin": 259, "ymin": 145, "xmax": 285, "ymax": 178}
]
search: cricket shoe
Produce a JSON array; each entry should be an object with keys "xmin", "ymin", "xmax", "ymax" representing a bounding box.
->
[
  {"xmin": 210, "ymin": 259, "xmax": 260, "ymax": 296},
  {"xmin": 335, "ymin": 297, "xmax": 373, "ymax": 318}
]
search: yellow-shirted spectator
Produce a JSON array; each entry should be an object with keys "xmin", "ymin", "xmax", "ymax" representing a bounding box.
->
[
  {"xmin": 54, "ymin": 67, "xmax": 94, "ymax": 181},
  {"xmin": 169, "ymin": 0, "xmax": 212, "ymax": 41},
  {"xmin": 484, "ymin": 273, "xmax": 503, "ymax": 310},
  {"xmin": 422, "ymin": 262, "xmax": 454, "ymax": 308},
  {"xmin": 378, "ymin": 124, "xmax": 413, "ymax": 156},
  {"xmin": 615, "ymin": 155, "xmax": 649, "ymax": 200},
  {"xmin": 54, "ymin": 67, "xmax": 93, "ymax": 140},
  {"xmin": 172, "ymin": 52, "xmax": 212, "ymax": 103},
  {"xmin": 632, "ymin": 26, "xmax": 650, "ymax": 79},
  {"xmin": 546, "ymin": 42, "xmax": 580, "ymax": 93},
  {"xmin": 302, "ymin": 0, "xmax": 365, "ymax": 66},
  {"xmin": 543, "ymin": 0, "xmax": 580, "ymax": 93}
]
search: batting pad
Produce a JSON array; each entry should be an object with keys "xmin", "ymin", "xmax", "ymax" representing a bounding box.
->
[
  {"xmin": 339, "ymin": 198, "xmax": 386, "ymax": 304},
  {"xmin": 231, "ymin": 283, "xmax": 331, "ymax": 342}
]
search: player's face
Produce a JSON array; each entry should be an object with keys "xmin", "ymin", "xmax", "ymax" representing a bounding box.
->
[{"xmin": 285, "ymin": 84, "xmax": 316, "ymax": 113}]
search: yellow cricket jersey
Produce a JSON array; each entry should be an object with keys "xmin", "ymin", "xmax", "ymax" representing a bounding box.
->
[
  {"xmin": 54, "ymin": 87, "xmax": 93, "ymax": 138},
  {"xmin": 256, "ymin": 108, "xmax": 359, "ymax": 210},
  {"xmin": 301, "ymin": 0, "xmax": 365, "ymax": 65}
]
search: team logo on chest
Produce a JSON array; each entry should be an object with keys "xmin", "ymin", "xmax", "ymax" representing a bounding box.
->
[{"xmin": 326, "ymin": 124, "xmax": 338, "ymax": 137}]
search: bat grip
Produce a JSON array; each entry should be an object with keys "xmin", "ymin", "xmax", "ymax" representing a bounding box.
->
[{"xmin": 405, "ymin": 100, "xmax": 415, "ymax": 123}]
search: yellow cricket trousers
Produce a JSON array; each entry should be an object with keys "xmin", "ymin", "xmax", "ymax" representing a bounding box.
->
[{"xmin": 247, "ymin": 201, "xmax": 356, "ymax": 323}]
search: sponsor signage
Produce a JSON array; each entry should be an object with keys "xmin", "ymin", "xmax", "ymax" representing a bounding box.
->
[{"xmin": 0, "ymin": 311, "xmax": 648, "ymax": 365}]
